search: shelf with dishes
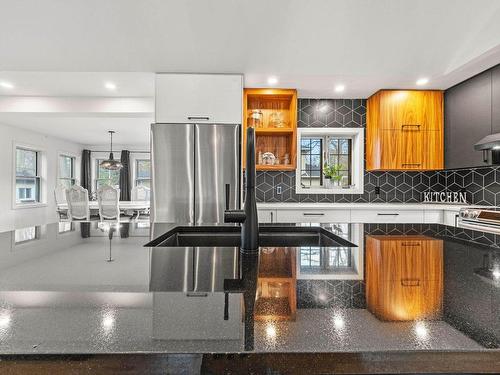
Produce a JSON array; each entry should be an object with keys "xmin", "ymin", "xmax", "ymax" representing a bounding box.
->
[
  {"xmin": 243, "ymin": 88, "xmax": 297, "ymax": 171},
  {"xmin": 255, "ymin": 247, "xmax": 297, "ymax": 321}
]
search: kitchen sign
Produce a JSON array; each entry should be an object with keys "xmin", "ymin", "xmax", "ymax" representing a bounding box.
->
[{"xmin": 422, "ymin": 191, "xmax": 468, "ymax": 204}]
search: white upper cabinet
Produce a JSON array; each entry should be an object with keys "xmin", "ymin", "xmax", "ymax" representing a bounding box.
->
[{"xmin": 155, "ymin": 73, "xmax": 243, "ymax": 124}]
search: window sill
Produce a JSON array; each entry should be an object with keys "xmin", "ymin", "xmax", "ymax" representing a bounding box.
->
[
  {"xmin": 13, "ymin": 202, "xmax": 47, "ymax": 210},
  {"xmin": 296, "ymin": 187, "xmax": 364, "ymax": 195}
]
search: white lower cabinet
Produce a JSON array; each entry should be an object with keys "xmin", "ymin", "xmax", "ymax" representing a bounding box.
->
[
  {"xmin": 258, "ymin": 209, "xmax": 277, "ymax": 223},
  {"xmin": 274, "ymin": 209, "xmax": 350, "ymax": 223},
  {"xmin": 258, "ymin": 206, "xmax": 458, "ymax": 225},
  {"xmin": 350, "ymin": 209, "xmax": 424, "ymax": 223},
  {"xmin": 423, "ymin": 210, "xmax": 444, "ymax": 224},
  {"xmin": 443, "ymin": 210, "xmax": 459, "ymax": 227}
]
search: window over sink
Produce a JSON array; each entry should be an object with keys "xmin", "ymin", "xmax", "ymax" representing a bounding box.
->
[{"xmin": 296, "ymin": 128, "xmax": 364, "ymax": 194}]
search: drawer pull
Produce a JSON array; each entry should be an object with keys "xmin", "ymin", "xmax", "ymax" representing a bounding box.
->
[
  {"xmin": 401, "ymin": 242, "xmax": 421, "ymax": 246},
  {"xmin": 187, "ymin": 116, "xmax": 210, "ymax": 121},
  {"xmin": 303, "ymin": 213, "xmax": 325, "ymax": 216},
  {"xmin": 402, "ymin": 163, "xmax": 421, "ymax": 166},
  {"xmin": 377, "ymin": 213, "xmax": 399, "ymax": 216},
  {"xmin": 401, "ymin": 124, "xmax": 421, "ymax": 130},
  {"xmin": 186, "ymin": 292, "xmax": 208, "ymax": 297},
  {"xmin": 401, "ymin": 279, "xmax": 420, "ymax": 287}
]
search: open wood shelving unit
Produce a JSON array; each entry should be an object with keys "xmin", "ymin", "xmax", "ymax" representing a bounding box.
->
[
  {"xmin": 243, "ymin": 88, "xmax": 298, "ymax": 171},
  {"xmin": 255, "ymin": 247, "xmax": 297, "ymax": 321}
]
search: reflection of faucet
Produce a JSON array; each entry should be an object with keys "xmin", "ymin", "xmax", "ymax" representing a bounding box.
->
[
  {"xmin": 224, "ymin": 127, "xmax": 259, "ymax": 252},
  {"xmin": 224, "ymin": 251, "xmax": 260, "ymax": 351}
]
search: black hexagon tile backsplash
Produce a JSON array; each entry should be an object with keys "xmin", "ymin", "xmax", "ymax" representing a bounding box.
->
[{"xmin": 256, "ymin": 98, "xmax": 500, "ymax": 206}]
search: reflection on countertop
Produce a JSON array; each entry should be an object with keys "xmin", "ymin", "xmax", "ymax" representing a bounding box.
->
[{"xmin": 0, "ymin": 220, "xmax": 498, "ymax": 354}]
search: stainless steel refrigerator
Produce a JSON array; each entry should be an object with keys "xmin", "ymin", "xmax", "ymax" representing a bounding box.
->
[{"xmin": 151, "ymin": 123, "xmax": 241, "ymax": 224}]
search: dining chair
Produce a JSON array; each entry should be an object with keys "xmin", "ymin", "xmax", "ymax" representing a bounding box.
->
[
  {"xmin": 54, "ymin": 185, "xmax": 68, "ymax": 220},
  {"xmin": 66, "ymin": 185, "xmax": 90, "ymax": 221},
  {"xmin": 131, "ymin": 185, "xmax": 151, "ymax": 219},
  {"xmin": 97, "ymin": 185, "xmax": 121, "ymax": 222},
  {"xmin": 131, "ymin": 185, "xmax": 151, "ymax": 201}
]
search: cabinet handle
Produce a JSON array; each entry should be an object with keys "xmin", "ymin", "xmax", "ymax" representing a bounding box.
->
[
  {"xmin": 401, "ymin": 279, "xmax": 420, "ymax": 287},
  {"xmin": 186, "ymin": 292, "xmax": 208, "ymax": 297},
  {"xmin": 401, "ymin": 242, "xmax": 421, "ymax": 246},
  {"xmin": 401, "ymin": 124, "xmax": 421, "ymax": 129},
  {"xmin": 303, "ymin": 213, "xmax": 325, "ymax": 216},
  {"xmin": 377, "ymin": 213, "xmax": 399, "ymax": 216},
  {"xmin": 270, "ymin": 211, "xmax": 274, "ymax": 223},
  {"xmin": 187, "ymin": 116, "xmax": 210, "ymax": 121},
  {"xmin": 402, "ymin": 163, "xmax": 421, "ymax": 166}
]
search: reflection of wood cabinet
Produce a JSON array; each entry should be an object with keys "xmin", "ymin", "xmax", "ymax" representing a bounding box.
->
[
  {"xmin": 243, "ymin": 89, "xmax": 297, "ymax": 171},
  {"xmin": 256, "ymin": 248, "xmax": 296, "ymax": 321},
  {"xmin": 366, "ymin": 235, "xmax": 443, "ymax": 321},
  {"xmin": 367, "ymin": 90, "xmax": 444, "ymax": 171}
]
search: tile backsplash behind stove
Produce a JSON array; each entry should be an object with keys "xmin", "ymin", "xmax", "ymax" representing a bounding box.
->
[{"xmin": 255, "ymin": 98, "xmax": 500, "ymax": 206}]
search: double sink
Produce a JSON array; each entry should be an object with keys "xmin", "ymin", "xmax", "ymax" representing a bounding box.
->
[{"xmin": 146, "ymin": 225, "xmax": 356, "ymax": 248}]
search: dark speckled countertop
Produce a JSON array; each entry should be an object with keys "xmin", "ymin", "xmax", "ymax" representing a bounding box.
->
[{"xmin": 0, "ymin": 220, "xmax": 498, "ymax": 356}]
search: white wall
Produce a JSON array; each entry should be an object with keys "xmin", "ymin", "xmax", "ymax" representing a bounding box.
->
[{"xmin": 0, "ymin": 122, "xmax": 83, "ymax": 232}]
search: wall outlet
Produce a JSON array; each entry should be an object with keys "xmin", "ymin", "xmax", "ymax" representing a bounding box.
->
[
  {"xmin": 375, "ymin": 186, "xmax": 381, "ymax": 195},
  {"xmin": 276, "ymin": 185, "xmax": 282, "ymax": 195}
]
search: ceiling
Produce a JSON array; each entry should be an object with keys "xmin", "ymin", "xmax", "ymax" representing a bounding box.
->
[
  {"xmin": 0, "ymin": 72, "xmax": 154, "ymax": 97},
  {"xmin": 0, "ymin": 114, "xmax": 152, "ymax": 147},
  {"xmin": 1, "ymin": 0, "xmax": 500, "ymax": 144},
  {"xmin": 1, "ymin": 0, "xmax": 500, "ymax": 97}
]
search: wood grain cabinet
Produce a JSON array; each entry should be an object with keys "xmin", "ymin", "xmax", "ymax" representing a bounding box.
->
[
  {"xmin": 367, "ymin": 90, "xmax": 444, "ymax": 171},
  {"xmin": 366, "ymin": 235, "xmax": 443, "ymax": 321}
]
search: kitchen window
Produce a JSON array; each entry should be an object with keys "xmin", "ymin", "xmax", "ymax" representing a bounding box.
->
[
  {"xmin": 135, "ymin": 159, "xmax": 151, "ymax": 188},
  {"xmin": 300, "ymin": 247, "xmax": 353, "ymax": 271},
  {"xmin": 58, "ymin": 154, "xmax": 76, "ymax": 189},
  {"xmin": 296, "ymin": 128, "xmax": 364, "ymax": 194},
  {"xmin": 95, "ymin": 159, "xmax": 120, "ymax": 191},
  {"xmin": 15, "ymin": 147, "xmax": 41, "ymax": 205}
]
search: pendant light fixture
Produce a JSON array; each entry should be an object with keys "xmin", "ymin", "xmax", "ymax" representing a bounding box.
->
[{"xmin": 100, "ymin": 131, "xmax": 123, "ymax": 170}]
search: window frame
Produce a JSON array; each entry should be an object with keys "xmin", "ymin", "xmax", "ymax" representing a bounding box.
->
[
  {"xmin": 94, "ymin": 158, "xmax": 121, "ymax": 191},
  {"xmin": 134, "ymin": 159, "xmax": 151, "ymax": 188},
  {"xmin": 295, "ymin": 128, "xmax": 364, "ymax": 195},
  {"xmin": 13, "ymin": 143, "xmax": 46, "ymax": 209},
  {"xmin": 57, "ymin": 153, "xmax": 77, "ymax": 189}
]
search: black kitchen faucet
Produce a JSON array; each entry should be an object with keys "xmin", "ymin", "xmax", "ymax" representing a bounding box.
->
[{"xmin": 224, "ymin": 127, "xmax": 259, "ymax": 251}]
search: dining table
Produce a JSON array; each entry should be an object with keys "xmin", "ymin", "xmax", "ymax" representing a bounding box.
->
[{"xmin": 58, "ymin": 200, "xmax": 150, "ymax": 211}]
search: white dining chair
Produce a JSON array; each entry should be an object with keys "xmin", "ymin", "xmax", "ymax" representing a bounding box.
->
[
  {"xmin": 130, "ymin": 185, "xmax": 151, "ymax": 219},
  {"xmin": 131, "ymin": 185, "xmax": 151, "ymax": 201},
  {"xmin": 54, "ymin": 185, "xmax": 68, "ymax": 220},
  {"xmin": 97, "ymin": 185, "xmax": 121, "ymax": 222},
  {"xmin": 66, "ymin": 185, "xmax": 90, "ymax": 221}
]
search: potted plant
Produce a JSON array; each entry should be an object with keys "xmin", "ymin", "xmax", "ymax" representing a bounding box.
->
[{"xmin": 323, "ymin": 163, "xmax": 343, "ymax": 188}]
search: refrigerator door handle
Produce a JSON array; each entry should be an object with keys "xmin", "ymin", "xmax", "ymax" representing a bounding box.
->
[{"xmin": 225, "ymin": 183, "xmax": 231, "ymax": 210}]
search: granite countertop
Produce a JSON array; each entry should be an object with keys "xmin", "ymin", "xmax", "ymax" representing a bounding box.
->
[{"xmin": 0, "ymin": 220, "xmax": 498, "ymax": 357}]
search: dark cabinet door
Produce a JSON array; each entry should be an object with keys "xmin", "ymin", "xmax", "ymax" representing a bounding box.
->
[
  {"xmin": 492, "ymin": 65, "xmax": 500, "ymax": 133},
  {"xmin": 445, "ymin": 70, "xmax": 492, "ymax": 169}
]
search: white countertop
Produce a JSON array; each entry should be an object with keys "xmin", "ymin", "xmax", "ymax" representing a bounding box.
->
[{"xmin": 257, "ymin": 202, "xmax": 487, "ymax": 211}]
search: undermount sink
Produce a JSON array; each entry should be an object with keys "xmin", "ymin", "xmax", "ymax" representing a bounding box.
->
[{"xmin": 146, "ymin": 226, "xmax": 356, "ymax": 248}]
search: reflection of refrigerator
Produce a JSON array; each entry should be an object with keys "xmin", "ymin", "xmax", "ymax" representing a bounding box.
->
[{"xmin": 151, "ymin": 123, "xmax": 240, "ymax": 224}]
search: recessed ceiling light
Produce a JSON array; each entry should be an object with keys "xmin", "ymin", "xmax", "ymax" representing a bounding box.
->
[
  {"xmin": 267, "ymin": 76, "xmax": 278, "ymax": 86},
  {"xmin": 104, "ymin": 82, "xmax": 117, "ymax": 90},
  {"xmin": 334, "ymin": 84, "xmax": 345, "ymax": 93},
  {"xmin": 0, "ymin": 81, "xmax": 14, "ymax": 89},
  {"xmin": 416, "ymin": 78, "xmax": 429, "ymax": 86}
]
